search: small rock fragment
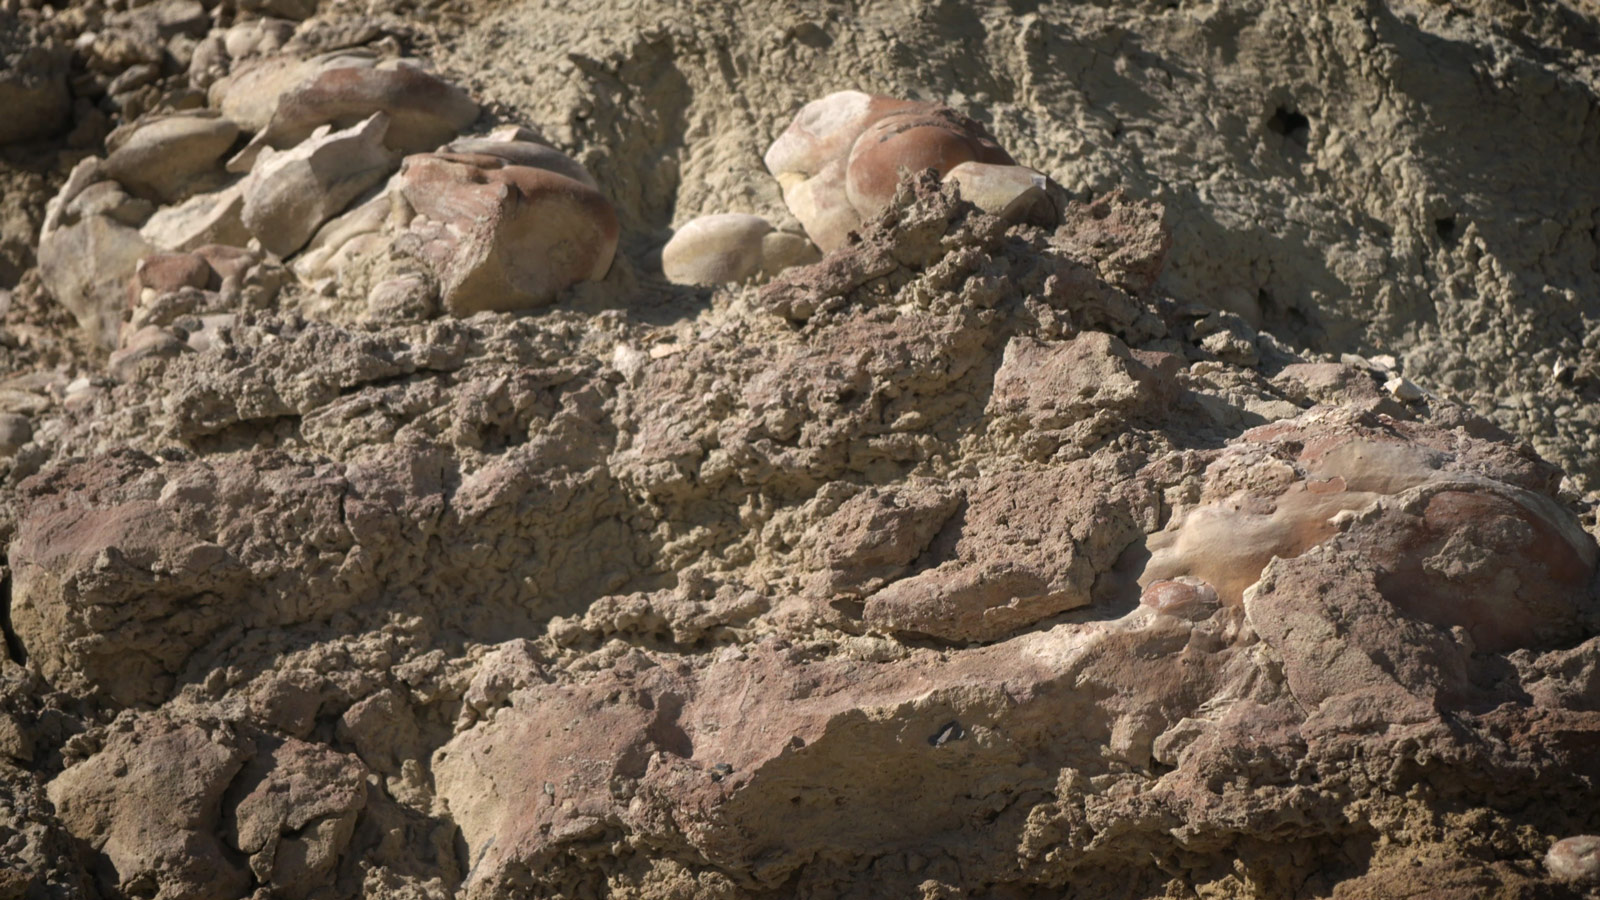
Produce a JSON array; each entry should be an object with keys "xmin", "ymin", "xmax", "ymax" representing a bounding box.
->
[
  {"xmin": 1385, "ymin": 376, "xmax": 1424, "ymax": 401},
  {"xmin": 1140, "ymin": 578, "xmax": 1220, "ymax": 620},
  {"xmin": 942, "ymin": 161, "xmax": 1058, "ymax": 225},
  {"xmin": 232, "ymin": 61, "xmax": 478, "ymax": 172}
]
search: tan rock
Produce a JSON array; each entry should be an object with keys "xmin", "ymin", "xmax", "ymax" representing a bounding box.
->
[
  {"xmin": 759, "ymin": 230, "xmax": 822, "ymax": 277},
  {"xmin": 780, "ymin": 157, "xmax": 862, "ymax": 252},
  {"xmin": 213, "ymin": 56, "xmax": 322, "ymax": 133},
  {"xmin": 942, "ymin": 161, "xmax": 1058, "ymax": 225},
  {"xmin": 140, "ymin": 184, "xmax": 249, "ymax": 252},
  {"xmin": 103, "ymin": 111, "xmax": 240, "ymax": 202},
  {"xmin": 240, "ymin": 112, "xmax": 396, "ymax": 258},
  {"xmin": 661, "ymin": 214, "xmax": 773, "ymax": 285},
  {"xmin": 397, "ymin": 152, "xmax": 618, "ymax": 314},
  {"xmin": 231, "ymin": 61, "xmax": 478, "ymax": 173}
]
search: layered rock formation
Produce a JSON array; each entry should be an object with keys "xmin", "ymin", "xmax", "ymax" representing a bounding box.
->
[{"xmin": 0, "ymin": 0, "xmax": 1596, "ymax": 898}]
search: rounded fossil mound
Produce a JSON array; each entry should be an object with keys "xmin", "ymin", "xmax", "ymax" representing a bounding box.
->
[{"xmin": 0, "ymin": 0, "xmax": 1597, "ymax": 899}]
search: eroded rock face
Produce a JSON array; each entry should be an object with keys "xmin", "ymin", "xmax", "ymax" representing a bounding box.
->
[{"xmin": 2, "ymin": 46, "xmax": 1599, "ymax": 899}]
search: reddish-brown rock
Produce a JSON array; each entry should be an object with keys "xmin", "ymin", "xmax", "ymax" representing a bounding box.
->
[{"xmin": 397, "ymin": 151, "xmax": 618, "ymax": 314}]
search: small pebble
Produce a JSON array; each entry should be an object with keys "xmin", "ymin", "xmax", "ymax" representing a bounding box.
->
[{"xmin": 1385, "ymin": 376, "xmax": 1423, "ymax": 402}]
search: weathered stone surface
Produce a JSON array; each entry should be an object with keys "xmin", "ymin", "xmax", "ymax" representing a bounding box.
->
[
  {"xmin": 210, "ymin": 53, "xmax": 373, "ymax": 133},
  {"xmin": 232, "ymin": 61, "xmax": 478, "ymax": 172},
  {"xmin": 290, "ymin": 177, "xmax": 398, "ymax": 284},
  {"xmin": 844, "ymin": 106, "xmax": 1014, "ymax": 216},
  {"xmin": 37, "ymin": 214, "xmax": 156, "ymax": 348},
  {"xmin": 47, "ymin": 714, "xmax": 252, "ymax": 900},
  {"xmin": 763, "ymin": 90, "xmax": 914, "ymax": 183},
  {"xmin": 103, "ymin": 112, "xmax": 240, "ymax": 203},
  {"xmin": 140, "ymin": 184, "xmax": 250, "ymax": 252},
  {"xmin": 861, "ymin": 463, "xmax": 1153, "ymax": 642},
  {"xmin": 443, "ymin": 130, "xmax": 597, "ymax": 189},
  {"xmin": 661, "ymin": 213, "xmax": 772, "ymax": 285},
  {"xmin": 240, "ymin": 113, "xmax": 396, "ymax": 257},
  {"xmin": 228, "ymin": 738, "xmax": 366, "ymax": 899},
  {"xmin": 1547, "ymin": 835, "xmax": 1600, "ymax": 884},
  {"xmin": 759, "ymin": 230, "xmax": 822, "ymax": 276},
  {"xmin": 397, "ymin": 151, "xmax": 618, "ymax": 313},
  {"xmin": 942, "ymin": 161, "xmax": 1058, "ymax": 225},
  {"xmin": 767, "ymin": 92, "xmax": 1019, "ymax": 252}
]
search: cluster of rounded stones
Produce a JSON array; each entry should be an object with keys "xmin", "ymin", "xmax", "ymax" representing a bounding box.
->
[
  {"xmin": 36, "ymin": 23, "xmax": 621, "ymax": 357},
  {"xmin": 661, "ymin": 89, "xmax": 1066, "ymax": 286}
]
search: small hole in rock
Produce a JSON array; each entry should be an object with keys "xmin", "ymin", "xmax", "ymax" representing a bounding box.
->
[
  {"xmin": 1267, "ymin": 107, "xmax": 1311, "ymax": 144},
  {"xmin": 1435, "ymin": 216, "xmax": 1459, "ymax": 245}
]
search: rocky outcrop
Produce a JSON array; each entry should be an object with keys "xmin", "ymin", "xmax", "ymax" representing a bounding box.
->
[{"xmin": 3, "ymin": 2, "xmax": 1600, "ymax": 896}]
